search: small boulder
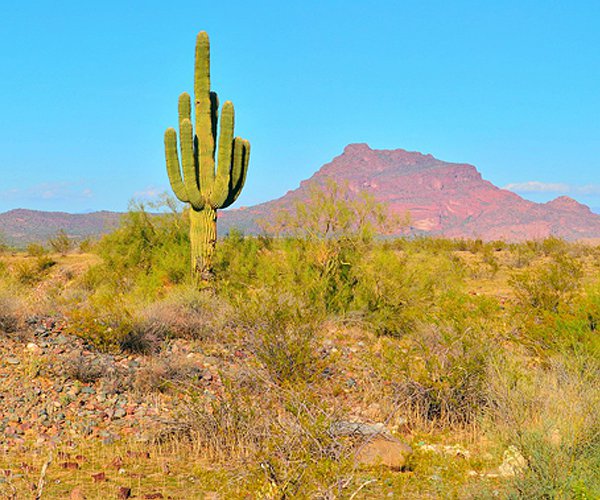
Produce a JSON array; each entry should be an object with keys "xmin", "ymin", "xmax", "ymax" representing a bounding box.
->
[
  {"xmin": 356, "ymin": 437, "xmax": 413, "ymax": 471},
  {"xmin": 330, "ymin": 421, "xmax": 391, "ymax": 438},
  {"xmin": 498, "ymin": 446, "xmax": 527, "ymax": 477}
]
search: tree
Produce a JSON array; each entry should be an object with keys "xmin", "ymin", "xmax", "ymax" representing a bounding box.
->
[{"xmin": 48, "ymin": 229, "xmax": 72, "ymax": 256}]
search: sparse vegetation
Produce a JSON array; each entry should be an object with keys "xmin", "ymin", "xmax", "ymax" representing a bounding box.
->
[
  {"xmin": 0, "ymin": 187, "xmax": 598, "ymax": 497},
  {"xmin": 48, "ymin": 228, "xmax": 73, "ymax": 255}
]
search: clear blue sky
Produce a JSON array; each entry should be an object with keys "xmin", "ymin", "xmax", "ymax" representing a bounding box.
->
[{"xmin": 1, "ymin": 0, "xmax": 599, "ymax": 213}]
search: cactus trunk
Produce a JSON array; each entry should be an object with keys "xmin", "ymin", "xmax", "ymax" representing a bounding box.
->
[
  {"xmin": 163, "ymin": 31, "xmax": 250, "ymax": 285},
  {"xmin": 190, "ymin": 206, "xmax": 217, "ymax": 281}
]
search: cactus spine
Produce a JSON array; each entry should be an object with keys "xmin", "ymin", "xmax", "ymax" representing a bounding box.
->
[{"xmin": 164, "ymin": 32, "xmax": 250, "ymax": 281}]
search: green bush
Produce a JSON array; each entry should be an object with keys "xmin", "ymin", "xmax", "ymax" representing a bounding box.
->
[
  {"xmin": 510, "ymin": 253, "xmax": 583, "ymax": 313},
  {"xmin": 392, "ymin": 324, "xmax": 492, "ymax": 426},
  {"xmin": 26, "ymin": 243, "xmax": 47, "ymax": 257},
  {"xmin": 48, "ymin": 229, "xmax": 73, "ymax": 255},
  {"xmin": 487, "ymin": 354, "xmax": 600, "ymax": 498},
  {"xmin": 240, "ymin": 289, "xmax": 320, "ymax": 384},
  {"xmin": 91, "ymin": 198, "xmax": 189, "ymax": 298}
]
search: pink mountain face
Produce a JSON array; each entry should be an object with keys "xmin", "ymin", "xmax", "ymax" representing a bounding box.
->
[{"xmin": 221, "ymin": 144, "xmax": 600, "ymax": 241}]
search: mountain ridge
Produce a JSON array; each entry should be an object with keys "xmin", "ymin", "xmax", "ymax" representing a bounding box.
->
[
  {"xmin": 2, "ymin": 144, "xmax": 599, "ymax": 245},
  {"xmin": 219, "ymin": 143, "xmax": 600, "ymax": 241}
]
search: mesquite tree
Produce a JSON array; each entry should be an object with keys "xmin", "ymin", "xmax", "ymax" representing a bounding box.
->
[{"xmin": 164, "ymin": 31, "xmax": 250, "ymax": 282}]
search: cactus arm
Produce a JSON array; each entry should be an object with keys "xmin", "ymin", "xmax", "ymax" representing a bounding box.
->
[
  {"xmin": 180, "ymin": 118, "xmax": 204, "ymax": 210},
  {"xmin": 164, "ymin": 128, "xmax": 189, "ymax": 203},
  {"xmin": 194, "ymin": 31, "xmax": 216, "ymax": 196},
  {"xmin": 178, "ymin": 92, "xmax": 191, "ymax": 124},
  {"xmin": 221, "ymin": 138, "xmax": 250, "ymax": 209},
  {"xmin": 210, "ymin": 101, "xmax": 235, "ymax": 208}
]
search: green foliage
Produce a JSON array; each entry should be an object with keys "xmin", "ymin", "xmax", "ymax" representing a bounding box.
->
[
  {"xmin": 353, "ymin": 248, "xmax": 464, "ymax": 336},
  {"xmin": 92, "ymin": 198, "xmax": 189, "ymax": 298},
  {"xmin": 78, "ymin": 237, "xmax": 95, "ymax": 253},
  {"xmin": 64, "ymin": 303, "xmax": 134, "ymax": 353},
  {"xmin": 48, "ymin": 229, "xmax": 73, "ymax": 255},
  {"xmin": 0, "ymin": 232, "xmax": 9, "ymax": 254},
  {"xmin": 510, "ymin": 253, "xmax": 583, "ymax": 313},
  {"xmin": 487, "ymin": 354, "xmax": 600, "ymax": 498},
  {"xmin": 240, "ymin": 290, "xmax": 320, "ymax": 384},
  {"xmin": 26, "ymin": 243, "xmax": 47, "ymax": 257},
  {"xmin": 13, "ymin": 255, "xmax": 57, "ymax": 285}
]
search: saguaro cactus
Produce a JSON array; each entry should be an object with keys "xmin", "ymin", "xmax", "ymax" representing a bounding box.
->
[{"xmin": 164, "ymin": 31, "xmax": 250, "ymax": 281}]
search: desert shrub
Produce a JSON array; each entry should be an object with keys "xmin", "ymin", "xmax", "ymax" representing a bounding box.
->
[
  {"xmin": 523, "ymin": 284, "xmax": 600, "ymax": 356},
  {"xmin": 139, "ymin": 286, "xmax": 234, "ymax": 340},
  {"xmin": 240, "ymin": 290, "xmax": 320, "ymax": 384},
  {"xmin": 48, "ymin": 229, "xmax": 73, "ymax": 255},
  {"xmin": 352, "ymin": 248, "xmax": 464, "ymax": 337},
  {"xmin": 510, "ymin": 253, "xmax": 583, "ymax": 313},
  {"xmin": 63, "ymin": 353, "xmax": 114, "ymax": 383},
  {"xmin": 508, "ymin": 242, "xmax": 537, "ymax": 269},
  {"xmin": 386, "ymin": 324, "xmax": 492, "ymax": 427},
  {"xmin": 267, "ymin": 179, "xmax": 397, "ymax": 242},
  {"xmin": 36, "ymin": 255, "xmax": 57, "ymax": 271},
  {"xmin": 118, "ymin": 324, "xmax": 162, "ymax": 355},
  {"xmin": 182, "ymin": 374, "xmax": 270, "ymax": 462},
  {"xmin": 538, "ymin": 235, "xmax": 570, "ymax": 257},
  {"xmin": 64, "ymin": 303, "xmax": 134, "ymax": 353},
  {"xmin": 78, "ymin": 237, "xmax": 94, "ymax": 253},
  {"xmin": 134, "ymin": 355, "xmax": 202, "ymax": 393},
  {"xmin": 486, "ymin": 354, "xmax": 600, "ymax": 498},
  {"xmin": 26, "ymin": 243, "xmax": 47, "ymax": 257},
  {"xmin": 247, "ymin": 180, "xmax": 402, "ymax": 316},
  {"xmin": 480, "ymin": 244, "xmax": 500, "ymax": 277},
  {"xmin": 12, "ymin": 255, "xmax": 57, "ymax": 285},
  {"xmin": 0, "ymin": 233, "xmax": 9, "ymax": 254},
  {"xmin": 93, "ymin": 198, "xmax": 189, "ymax": 297},
  {"xmin": 14, "ymin": 261, "xmax": 41, "ymax": 285},
  {"xmin": 179, "ymin": 370, "xmax": 347, "ymax": 493},
  {"xmin": 78, "ymin": 263, "xmax": 120, "ymax": 292}
]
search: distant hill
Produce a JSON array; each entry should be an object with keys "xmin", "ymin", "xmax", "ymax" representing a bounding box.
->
[
  {"xmin": 3, "ymin": 144, "xmax": 600, "ymax": 245},
  {"xmin": 220, "ymin": 143, "xmax": 600, "ymax": 241},
  {"xmin": 0, "ymin": 209, "xmax": 122, "ymax": 247}
]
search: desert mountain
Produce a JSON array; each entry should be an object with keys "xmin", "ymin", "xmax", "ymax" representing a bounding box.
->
[
  {"xmin": 0, "ymin": 209, "xmax": 121, "ymax": 247},
  {"xmin": 2, "ymin": 144, "xmax": 599, "ymax": 245},
  {"xmin": 220, "ymin": 143, "xmax": 600, "ymax": 241}
]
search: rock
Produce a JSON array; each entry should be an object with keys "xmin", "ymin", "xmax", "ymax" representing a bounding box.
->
[
  {"xmin": 114, "ymin": 408, "xmax": 126, "ymax": 419},
  {"xmin": 355, "ymin": 437, "xmax": 413, "ymax": 471},
  {"xmin": 5, "ymin": 358, "xmax": 20, "ymax": 365},
  {"xmin": 330, "ymin": 421, "xmax": 391, "ymax": 438},
  {"xmin": 498, "ymin": 446, "xmax": 527, "ymax": 477},
  {"xmin": 118, "ymin": 486, "xmax": 132, "ymax": 499},
  {"xmin": 25, "ymin": 343, "xmax": 42, "ymax": 354},
  {"xmin": 91, "ymin": 472, "xmax": 106, "ymax": 482}
]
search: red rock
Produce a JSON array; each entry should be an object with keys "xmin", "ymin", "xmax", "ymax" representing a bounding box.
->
[
  {"xmin": 117, "ymin": 487, "xmax": 132, "ymax": 499},
  {"xmin": 91, "ymin": 472, "xmax": 106, "ymax": 482},
  {"xmin": 60, "ymin": 462, "xmax": 80, "ymax": 470},
  {"xmin": 220, "ymin": 144, "xmax": 600, "ymax": 241}
]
